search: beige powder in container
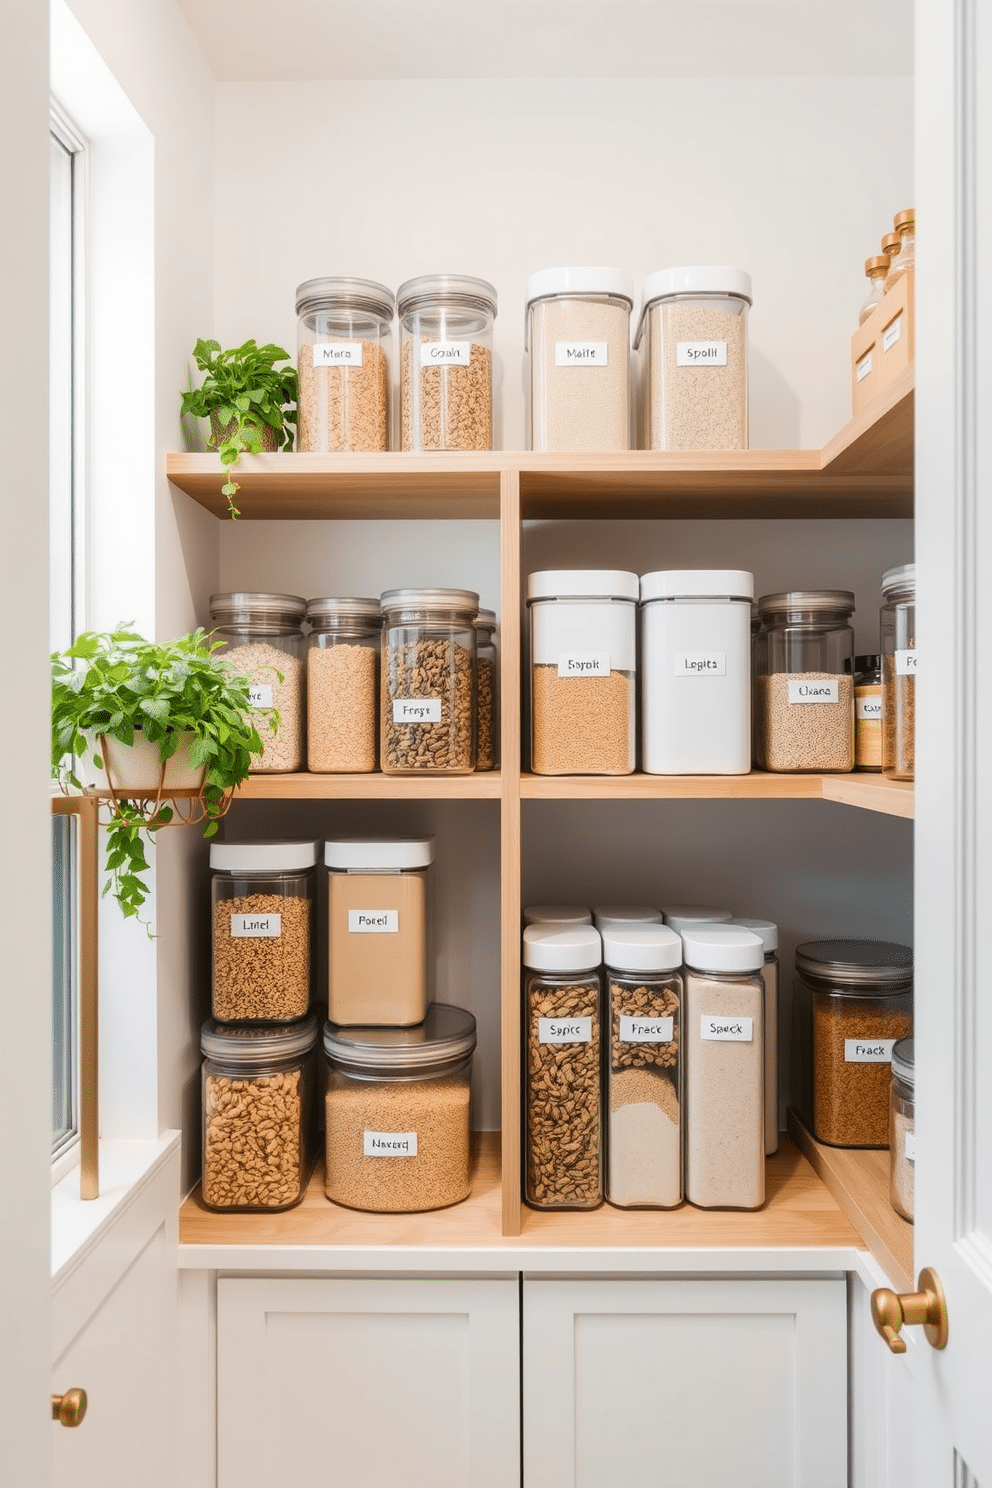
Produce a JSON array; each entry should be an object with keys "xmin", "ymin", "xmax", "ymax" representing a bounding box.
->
[
  {"xmin": 649, "ymin": 300, "xmax": 747, "ymax": 450},
  {"xmin": 528, "ymin": 295, "xmax": 631, "ymax": 451}
]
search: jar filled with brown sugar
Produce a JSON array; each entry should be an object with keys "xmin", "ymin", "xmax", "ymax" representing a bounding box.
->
[
  {"xmin": 295, "ymin": 277, "xmax": 393, "ymax": 452},
  {"xmin": 881, "ymin": 563, "xmax": 916, "ymax": 780},
  {"xmin": 380, "ymin": 588, "xmax": 478, "ymax": 774},
  {"xmin": 306, "ymin": 597, "xmax": 381, "ymax": 773},
  {"xmin": 753, "ymin": 590, "xmax": 855, "ymax": 773}
]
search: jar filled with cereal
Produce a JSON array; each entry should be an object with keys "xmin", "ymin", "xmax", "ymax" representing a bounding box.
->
[
  {"xmin": 210, "ymin": 840, "xmax": 318, "ymax": 1024},
  {"xmin": 210, "ymin": 592, "xmax": 306, "ymax": 772},
  {"xmin": 380, "ymin": 588, "xmax": 478, "ymax": 774},
  {"xmin": 295, "ymin": 277, "xmax": 393, "ymax": 452}
]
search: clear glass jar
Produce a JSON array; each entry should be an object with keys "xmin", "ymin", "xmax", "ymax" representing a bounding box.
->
[
  {"xmin": 733, "ymin": 917, "xmax": 780, "ymax": 1157},
  {"xmin": 295, "ymin": 277, "xmax": 393, "ymax": 452},
  {"xmin": 890, "ymin": 1037, "xmax": 915, "ymax": 1222},
  {"xmin": 210, "ymin": 841, "xmax": 318, "ymax": 1024},
  {"xmin": 323, "ymin": 1003, "xmax": 476, "ymax": 1213},
  {"xmin": 880, "ymin": 230, "xmax": 901, "ymax": 275},
  {"xmin": 635, "ymin": 267, "xmax": 751, "ymax": 451},
  {"xmin": 525, "ymin": 267, "xmax": 633, "ymax": 452},
  {"xmin": 397, "ymin": 275, "xmax": 497, "ymax": 451},
  {"xmin": 474, "ymin": 608, "xmax": 498, "ymax": 771},
  {"xmin": 753, "ymin": 590, "xmax": 855, "ymax": 772},
  {"xmin": 602, "ymin": 927, "xmax": 683, "ymax": 1209},
  {"xmin": 881, "ymin": 563, "xmax": 916, "ymax": 781},
  {"xmin": 201, "ymin": 1013, "xmax": 317, "ymax": 1212},
  {"xmin": 209, "ymin": 592, "xmax": 306, "ymax": 773},
  {"xmin": 527, "ymin": 570, "xmax": 638, "ymax": 775},
  {"xmin": 325, "ymin": 836, "xmax": 434, "ymax": 1027},
  {"xmin": 523, "ymin": 925, "xmax": 603, "ymax": 1210},
  {"xmin": 884, "ymin": 210, "xmax": 915, "ymax": 294},
  {"xmin": 305, "ymin": 597, "xmax": 381, "ymax": 773},
  {"xmin": 859, "ymin": 255, "xmax": 890, "ymax": 325},
  {"xmin": 380, "ymin": 588, "xmax": 478, "ymax": 774},
  {"xmin": 850, "ymin": 653, "xmax": 883, "ymax": 772}
]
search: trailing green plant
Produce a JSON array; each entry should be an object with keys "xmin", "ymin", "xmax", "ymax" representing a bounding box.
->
[
  {"xmin": 52, "ymin": 627, "xmax": 278, "ymax": 922},
  {"xmin": 180, "ymin": 338, "xmax": 298, "ymax": 518}
]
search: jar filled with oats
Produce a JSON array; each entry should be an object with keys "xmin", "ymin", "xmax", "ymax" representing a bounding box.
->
[
  {"xmin": 525, "ymin": 266, "xmax": 634, "ymax": 451},
  {"xmin": 880, "ymin": 563, "xmax": 916, "ymax": 780},
  {"xmin": 306, "ymin": 597, "xmax": 381, "ymax": 773},
  {"xmin": 210, "ymin": 840, "xmax": 318, "ymax": 1024},
  {"xmin": 380, "ymin": 587, "xmax": 478, "ymax": 774},
  {"xmin": 397, "ymin": 275, "xmax": 497, "ymax": 451},
  {"xmin": 210, "ymin": 592, "xmax": 306, "ymax": 772},
  {"xmin": 474, "ymin": 608, "xmax": 498, "ymax": 771},
  {"xmin": 753, "ymin": 590, "xmax": 855, "ymax": 773},
  {"xmin": 295, "ymin": 277, "xmax": 393, "ymax": 452}
]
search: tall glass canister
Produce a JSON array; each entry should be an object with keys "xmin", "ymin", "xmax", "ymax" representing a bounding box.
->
[
  {"xmin": 880, "ymin": 563, "xmax": 916, "ymax": 780},
  {"xmin": 380, "ymin": 588, "xmax": 478, "ymax": 774},
  {"xmin": 397, "ymin": 275, "xmax": 497, "ymax": 451},
  {"xmin": 305, "ymin": 597, "xmax": 381, "ymax": 773},
  {"xmin": 209, "ymin": 592, "xmax": 307, "ymax": 772},
  {"xmin": 753, "ymin": 590, "xmax": 855, "ymax": 773},
  {"xmin": 210, "ymin": 840, "xmax": 318, "ymax": 1024},
  {"xmin": 295, "ymin": 277, "xmax": 393, "ymax": 452}
]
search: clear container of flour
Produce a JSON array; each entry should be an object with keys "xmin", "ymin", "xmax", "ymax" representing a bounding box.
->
[
  {"xmin": 209, "ymin": 592, "xmax": 307, "ymax": 772},
  {"xmin": 380, "ymin": 588, "xmax": 479, "ymax": 774},
  {"xmin": 210, "ymin": 840, "xmax": 318, "ymax": 1024},
  {"xmin": 306, "ymin": 597, "xmax": 381, "ymax": 773},
  {"xmin": 635, "ymin": 267, "xmax": 751, "ymax": 451},
  {"xmin": 295, "ymin": 277, "xmax": 393, "ymax": 452},
  {"xmin": 731, "ymin": 917, "xmax": 780, "ymax": 1156},
  {"xmin": 753, "ymin": 590, "xmax": 855, "ymax": 772},
  {"xmin": 881, "ymin": 563, "xmax": 916, "ymax": 781},
  {"xmin": 397, "ymin": 275, "xmax": 497, "ymax": 451},
  {"xmin": 525, "ymin": 267, "xmax": 634, "ymax": 451},
  {"xmin": 474, "ymin": 608, "xmax": 498, "ymax": 771},
  {"xmin": 889, "ymin": 1037, "xmax": 915, "ymax": 1221},
  {"xmin": 603, "ymin": 926, "xmax": 684, "ymax": 1209},
  {"xmin": 527, "ymin": 570, "xmax": 638, "ymax": 775}
]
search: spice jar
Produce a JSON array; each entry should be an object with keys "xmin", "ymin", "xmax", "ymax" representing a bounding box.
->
[
  {"xmin": 397, "ymin": 275, "xmax": 497, "ymax": 451},
  {"xmin": 661, "ymin": 904, "xmax": 732, "ymax": 937},
  {"xmin": 525, "ymin": 267, "xmax": 634, "ymax": 451},
  {"xmin": 731, "ymin": 917, "xmax": 779, "ymax": 1156},
  {"xmin": 682, "ymin": 927, "xmax": 765, "ymax": 1209},
  {"xmin": 593, "ymin": 905, "xmax": 663, "ymax": 932},
  {"xmin": 325, "ymin": 837, "xmax": 433, "ymax": 1027},
  {"xmin": 795, "ymin": 938, "xmax": 913, "ymax": 1148},
  {"xmin": 849, "ymin": 653, "xmax": 883, "ymax": 771},
  {"xmin": 881, "ymin": 230, "xmax": 901, "ymax": 273},
  {"xmin": 209, "ymin": 592, "xmax": 306, "ymax": 773},
  {"xmin": 881, "ymin": 563, "xmax": 916, "ymax": 780},
  {"xmin": 210, "ymin": 840, "xmax": 318, "ymax": 1024},
  {"xmin": 889, "ymin": 1037, "xmax": 915, "ymax": 1222},
  {"xmin": 201, "ymin": 1013, "xmax": 317, "ymax": 1212},
  {"xmin": 305, "ymin": 597, "xmax": 380, "ymax": 773},
  {"xmin": 295, "ymin": 277, "xmax": 393, "ymax": 452},
  {"xmin": 523, "ymin": 904, "xmax": 593, "ymax": 926},
  {"xmin": 884, "ymin": 210, "xmax": 915, "ymax": 294},
  {"xmin": 380, "ymin": 588, "xmax": 478, "ymax": 774},
  {"xmin": 635, "ymin": 266, "xmax": 751, "ymax": 451},
  {"xmin": 523, "ymin": 925, "xmax": 603, "ymax": 1210},
  {"xmin": 474, "ymin": 608, "xmax": 498, "ymax": 771},
  {"xmin": 859, "ymin": 256, "xmax": 890, "ymax": 325},
  {"xmin": 640, "ymin": 569, "xmax": 754, "ymax": 774},
  {"xmin": 527, "ymin": 570, "xmax": 638, "ymax": 775},
  {"xmin": 323, "ymin": 1003, "xmax": 476, "ymax": 1213},
  {"xmin": 753, "ymin": 590, "xmax": 855, "ymax": 773},
  {"xmin": 603, "ymin": 926, "xmax": 683, "ymax": 1210}
]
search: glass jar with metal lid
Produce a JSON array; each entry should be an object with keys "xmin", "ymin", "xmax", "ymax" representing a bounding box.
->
[
  {"xmin": 884, "ymin": 210, "xmax": 915, "ymax": 294},
  {"xmin": 295, "ymin": 277, "xmax": 394, "ymax": 452},
  {"xmin": 881, "ymin": 563, "xmax": 916, "ymax": 781},
  {"xmin": 525, "ymin": 267, "xmax": 634, "ymax": 451},
  {"xmin": 880, "ymin": 230, "xmax": 901, "ymax": 274},
  {"xmin": 323, "ymin": 1003, "xmax": 477, "ymax": 1213},
  {"xmin": 210, "ymin": 840, "xmax": 318, "ymax": 1024},
  {"xmin": 474, "ymin": 608, "xmax": 498, "ymax": 771},
  {"xmin": 305, "ymin": 597, "xmax": 381, "ymax": 773},
  {"xmin": 889, "ymin": 1037, "xmax": 915, "ymax": 1221},
  {"xmin": 753, "ymin": 590, "xmax": 855, "ymax": 773},
  {"xmin": 201, "ymin": 1012, "xmax": 318, "ymax": 1212},
  {"xmin": 209, "ymin": 592, "xmax": 306, "ymax": 772},
  {"xmin": 859, "ymin": 255, "xmax": 890, "ymax": 325},
  {"xmin": 380, "ymin": 588, "xmax": 478, "ymax": 774},
  {"xmin": 848, "ymin": 653, "xmax": 883, "ymax": 771},
  {"xmin": 397, "ymin": 275, "xmax": 497, "ymax": 451}
]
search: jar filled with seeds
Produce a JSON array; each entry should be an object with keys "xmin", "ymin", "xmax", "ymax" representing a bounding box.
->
[
  {"xmin": 398, "ymin": 275, "xmax": 497, "ymax": 451},
  {"xmin": 525, "ymin": 266, "xmax": 634, "ymax": 451},
  {"xmin": 380, "ymin": 588, "xmax": 478, "ymax": 774},
  {"xmin": 889, "ymin": 1037, "xmax": 915, "ymax": 1222},
  {"xmin": 306, "ymin": 597, "xmax": 381, "ymax": 773},
  {"xmin": 523, "ymin": 904, "xmax": 593, "ymax": 926},
  {"xmin": 753, "ymin": 590, "xmax": 856, "ymax": 773},
  {"xmin": 210, "ymin": 592, "xmax": 306, "ymax": 772},
  {"xmin": 603, "ymin": 926, "xmax": 683, "ymax": 1210},
  {"xmin": 323, "ymin": 1003, "xmax": 476, "ymax": 1213},
  {"xmin": 850, "ymin": 653, "xmax": 883, "ymax": 771},
  {"xmin": 859, "ymin": 255, "xmax": 890, "ymax": 325},
  {"xmin": 210, "ymin": 840, "xmax": 318, "ymax": 1024},
  {"xmin": 732, "ymin": 917, "xmax": 780, "ymax": 1156},
  {"xmin": 523, "ymin": 924, "xmax": 603, "ymax": 1210},
  {"xmin": 527, "ymin": 570, "xmax": 638, "ymax": 775},
  {"xmin": 295, "ymin": 277, "xmax": 393, "ymax": 452},
  {"xmin": 201, "ymin": 1012, "xmax": 318, "ymax": 1213},
  {"xmin": 881, "ymin": 563, "xmax": 916, "ymax": 780},
  {"xmin": 474, "ymin": 608, "xmax": 498, "ymax": 771},
  {"xmin": 635, "ymin": 266, "xmax": 751, "ymax": 451}
]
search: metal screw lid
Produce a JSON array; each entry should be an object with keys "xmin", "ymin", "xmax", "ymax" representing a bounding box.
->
[
  {"xmin": 795, "ymin": 938, "xmax": 913, "ymax": 992},
  {"xmin": 323, "ymin": 1003, "xmax": 477, "ymax": 1074},
  {"xmin": 209, "ymin": 592, "xmax": 307, "ymax": 622},
  {"xmin": 845, "ymin": 654, "xmax": 882, "ymax": 673},
  {"xmin": 396, "ymin": 275, "xmax": 497, "ymax": 319},
  {"xmin": 758, "ymin": 590, "xmax": 856, "ymax": 617},
  {"xmin": 380, "ymin": 587, "xmax": 479, "ymax": 617},
  {"xmin": 295, "ymin": 277, "xmax": 395, "ymax": 322},
  {"xmin": 891, "ymin": 1036, "xmax": 915, "ymax": 1085},
  {"xmin": 201, "ymin": 1011, "xmax": 319, "ymax": 1065},
  {"xmin": 305, "ymin": 597, "xmax": 382, "ymax": 625},
  {"xmin": 881, "ymin": 563, "xmax": 916, "ymax": 599}
]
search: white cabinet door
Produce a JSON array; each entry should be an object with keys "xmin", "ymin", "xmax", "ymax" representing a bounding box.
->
[
  {"xmin": 523, "ymin": 1275, "xmax": 847, "ymax": 1488},
  {"xmin": 217, "ymin": 1276, "xmax": 520, "ymax": 1488}
]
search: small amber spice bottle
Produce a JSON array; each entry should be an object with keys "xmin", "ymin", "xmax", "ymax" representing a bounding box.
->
[{"xmin": 850, "ymin": 653, "xmax": 883, "ymax": 771}]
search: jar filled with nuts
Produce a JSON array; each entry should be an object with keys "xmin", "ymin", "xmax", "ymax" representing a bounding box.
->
[
  {"xmin": 210, "ymin": 840, "xmax": 318, "ymax": 1024},
  {"xmin": 380, "ymin": 588, "xmax": 478, "ymax": 774},
  {"xmin": 397, "ymin": 275, "xmax": 497, "ymax": 451},
  {"xmin": 295, "ymin": 277, "xmax": 394, "ymax": 453},
  {"xmin": 209, "ymin": 592, "xmax": 307, "ymax": 773},
  {"xmin": 880, "ymin": 563, "xmax": 916, "ymax": 781},
  {"xmin": 753, "ymin": 590, "xmax": 856, "ymax": 773},
  {"xmin": 200, "ymin": 1012, "xmax": 318, "ymax": 1212},
  {"xmin": 474, "ymin": 608, "xmax": 498, "ymax": 771},
  {"xmin": 305, "ymin": 597, "xmax": 381, "ymax": 773}
]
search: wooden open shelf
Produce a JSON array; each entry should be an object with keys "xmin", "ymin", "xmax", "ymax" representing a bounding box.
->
[{"xmin": 233, "ymin": 771, "xmax": 502, "ymax": 801}]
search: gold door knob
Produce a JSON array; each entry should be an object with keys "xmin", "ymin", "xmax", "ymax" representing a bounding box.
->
[
  {"xmin": 51, "ymin": 1388, "xmax": 88, "ymax": 1428},
  {"xmin": 871, "ymin": 1267, "xmax": 949, "ymax": 1353}
]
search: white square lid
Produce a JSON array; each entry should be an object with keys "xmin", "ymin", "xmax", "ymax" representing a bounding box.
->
[{"xmin": 210, "ymin": 840, "xmax": 319, "ymax": 872}]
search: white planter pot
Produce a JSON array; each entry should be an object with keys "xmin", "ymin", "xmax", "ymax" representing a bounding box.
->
[{"xmin": 84, "ymin": 730, "xmax": 206, "ymax": 793}]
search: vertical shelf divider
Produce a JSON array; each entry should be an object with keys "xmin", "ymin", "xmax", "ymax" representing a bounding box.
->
[{"xmin": 499, "ymin": 467, "xmax": 523, "ymax": 1236}]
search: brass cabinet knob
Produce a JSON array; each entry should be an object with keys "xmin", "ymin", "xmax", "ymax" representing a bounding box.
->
[
  {"xmin": 51, "ymin": 1388, "xmax": 88, "ymax": 1428},
  {"xmin": 871, "ymin": 1266, "xmax": 949, "ymax": 1354}
]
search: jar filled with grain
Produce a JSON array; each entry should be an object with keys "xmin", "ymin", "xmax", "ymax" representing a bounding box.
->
[
  {"xmin": 380, "ymin": 588, "xmax": 478, "ymax": 774},
  {"xmin": 523, "ymin": 904, "xmax": 593, "ymax": 926},
  {"xmin": 753, "ymin": 590, "xmax": 856, "ymax": 773},
  {"xmin": 880, "ymin": 563, "xmax": 916, "ymax": 780},
  {"xmin": 849, "ymin": 653, "xmax": 883, "ymax": 771},
  {"xmin": 397, "ymin": 275, "xmax": 497, "ymax": 451},
  {"xmin": 635, "ymin": 266, "xmax": 751, "ymax": 451},
  {"xmin": 527, "ymin": 570, "xmax": 638, "ymax": 775},
  {"xmin": 201, "ymin": 1012, "xmax": 318, "ymax": 1212},
  {"xmin": 323, "ymin": 1003, "xmax": 476, "ymax": 1213},
  {"xmin": 525, "ymin": 267, "xmax": 634, "ymax": 451},
  {"xmin": 209, "ymin": 592, "xmax": 306, "ymax": 772},
  {"xmin": 305, "ymin": 597, "xmax": 380, "ymax": 773},
  {"xmin": 602, "ymin": 926, "xmax": 684, "ymax": 1210},
  {"xmin": 731, "ymin": 917, "xmax": 780, "ymax": 1156},
  {"xmin": 859, "ymin": 255, "xmax": 890, "ymax": 325},
  {"xmin": 210, "ymin": 840, "xmax": 318, "ymax": 1024},
  {"xmin": 889, "ymin": 1037, "xmax": 915, "ymax": 1222},
  {"xmin": 884, "ymin": 210, "xmax": 915, "ymax": 294},
  {"xmin": 523, "ymin": 924, "xmax": 603, "ymax": 1210},
  {"xmin": 474, "ymin": 608, "xmax": 498, "ymax": 771},
  {"xmin": 295, "ymin": 277, "xmax": 393, "ymax": 452}
]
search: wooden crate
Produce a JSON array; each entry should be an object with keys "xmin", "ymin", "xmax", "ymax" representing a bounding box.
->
[{"xmin": 851, "ymin": 268, "xmax": 914, "ymax": 417}]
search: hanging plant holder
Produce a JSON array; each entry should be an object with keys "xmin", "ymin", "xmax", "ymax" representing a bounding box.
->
[{"xmin": 85, "ymin": 730, "xmax": 234, "ymax": 830}]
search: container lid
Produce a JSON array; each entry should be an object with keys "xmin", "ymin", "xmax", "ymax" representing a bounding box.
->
[
  {"xmin": 209, "ymin": 592, "xmax": 307, "ymax": 622},
  {"xmin": 324, "ymin": 837, "xmax": 434, "ymax": 870},
  {"xmin": 523, "ymin": 924, "xmax": 602, "ymax": 972},
  {"xmin": 891, "ymin": 1036, "xmax": 915, "ymax": 1084},
  {"xmin": 893, "ymin": 209, "xmax": 915, "ymax": 232},
  {"xmin": 865, "ymin": 255, "xmax": 890, "ymax": 276},
  {"xmin": 681, "ymin": 926, "xmax": 764, "ymax": 973},
  {"xmin": 475, "ymin": 608, "xmax": 497, "ymax": 633},
  {"xmin": 881, "ymin": 562, "xmax": 916, "ymax": 599},
  {"xmin": 731, "ymin": 917, "xmax": 778, "ymax": 953},
  {"xmin": 593, "ymin": 905, "xmax": 663, "ymax": 929},
  {"xmin": 210, "ymin": 840, "xmax": 319, "ymax": 872},
  {"xmin": 295, "ymin": 276, "xmax": 395, "ymax": 321},
  {"xmin": 640, "ymin": 570, "xmax": 754, "ymax": 602},
  {"xmin": 201, "ymin": 1011, "xmax": 319, "ymax": 1064},
  {"xmin": 523, "ymin": 904, "xmax": 592, "ymax": 926},
  {"xmin": 882, "ymin": 232, "xmax": 901, "ymax": 254},
  {"xmin": 380, "ymin": 586, "xmax": 479, "ymax": 617},
  {"xmin": 846, "ymin": 653, "xmax": 881, "ymax": 673},
  {"xmin": 526, "ymin": 570, "xmax": 639, "ymax": 603},
  {"xmin": 323, "ymin": 1002, "xmax": 476, "ymax": 1074},
  {"xmin": 795, "ymin": 938, "xmax": 913, "ymax": 991},
  {"xmin": 641, "ymin": 265, "xmax": 753, "ymax": 307},
  {"xmin": 525, "ymin": 266, "xmax": 634, "ymax": 308},
  {"xmin": 396, "ymin": 274, "xmax": 497, "ymax": 318},
  {"xmin": 661, "ymin": 904, "xmax": 733, "ymax": 934},
  {"xmin": 602, "ymin": 925, "xmax": 682, "ymax": 972},
  {"xmin": 757, "ymin": 589, "xmax": 856, "ymax": 617},
  {"xmin": 305, "ymin": 596, "xmax": 381, "ymax": 624}
]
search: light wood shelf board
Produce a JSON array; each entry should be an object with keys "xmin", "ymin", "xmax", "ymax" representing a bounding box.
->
[
  {"xmin": 820, "ymin": 775, "xmax": 915, "ymax": 819},
  {"xmin": 820, "ymin": 365, "xmax": 915, "ymax": 481},
  {"xmin": 499, "ymin": 471, "xmax": 524, "ymax": 1237},
  {"xmin": 233, "ymin": 771, "xmax": 502, "ymax": 801},
  {"xmin": 520, "ymin": 771, "xmax": 824, "ymax": 802}
]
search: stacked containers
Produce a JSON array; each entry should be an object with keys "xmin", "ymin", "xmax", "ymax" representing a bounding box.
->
[
  {"xmin": 209, "ymin": 592, "xmax": 307, "ymax": 772},
  {"xmin": 398, "ymin": 275, "xmax": 497, "ymax": 451},
  {"xmin": 525, "ymin": 268, "xmax": 634, "ymax": 451},
  {"xmin": 305, "ymin": 597, "xmax": 381, "ymax": 773},
  {"xmin": 295, "ymin": 277, "xmax": 393, "ymax": 452},
  {"xmin": 380, "ymin": 588, "xmax": 478, "ymax": 774},
  {"xmin": 753, "ymin": 590, "xmax": 856, "ymax": 773},
  {"xmin": 880, "ymin": 563, "xmax": 916, "ymax": 780},
  {"xmin": 210, "ymin": 841, "xmax": 318, "ymax": 1024}
]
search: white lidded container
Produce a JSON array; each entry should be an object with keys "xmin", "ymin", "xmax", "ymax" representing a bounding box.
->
[
  {"xmin": 730, "ymin": 917, "xmax": 780, "ymax": 1156},
  {"xmin": 640, "ymin": 570, "xmax": 754, "ymax": 774},
  {"xmin": 593, "ymin": 905, "xmax": 663, "ymax": 931},
  {"xmin": 525, "ymin": 267, "xmax": 634, "ymax": 451},
  {"xmin": 523, "ymin": 904, "xmax": 593, "ymax": 926},
  {"xmin": 661, "ymin": 904, "xmax": 733, "ymax": 937},
  {"xmin": 210, "ymin": 840, "xmax": 319, "ymax": 1025},
  {"xmin": 527, "ymin": 570, "xmax": 639, "ymax": 775}
]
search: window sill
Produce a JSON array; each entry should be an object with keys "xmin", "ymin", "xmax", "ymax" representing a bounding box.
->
[{"xmin": 51, "ymin": 1131, "xmax": 180, "ymax": 1283}]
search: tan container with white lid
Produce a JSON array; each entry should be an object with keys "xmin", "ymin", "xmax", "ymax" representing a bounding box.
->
[{"xmin": 525, "ymin": 266, "xmax": 634, "ymax": 452}]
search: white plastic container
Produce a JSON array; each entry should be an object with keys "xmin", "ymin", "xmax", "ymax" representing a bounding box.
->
[
  {"xmin": 640, "ymin": 570, "xmax": 754, "ymax": 774},
  {"xmin": 523, "ymin": 904, "xmax": 593, "ymax": 926},
  {"xmin": 593, "ymin": 905, "xmax": 663, "ymax": 931},
  {"xmin": 731, "ymin": 917, "xmax": 780, "ymax": 1156},
  {"xmin": 661, "ymin": 904, "xmax": 733, "ymax": 938},
  {"xmin": 525, "ymin": 267, "xmax": 634, "ymax": 451}
]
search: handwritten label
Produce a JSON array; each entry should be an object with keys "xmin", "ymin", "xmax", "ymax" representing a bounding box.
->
[
  {"xmin": 348, "ymin": 910, "xmax": 399, "ymax": 933},
  {"xmin": 364, "ymin": 1131, "xmax": 417, "ymax": 1157},
  {"xmin": 844, "ymin": 1039, "xmax": 895, "ymax": 1063},
  {"xmin": 883, "ymin": 316, "xmax": 903, "ymax": 352},
  {"xmin": 420, "ymin": 341, "xmax": 471, "ymax": 366},
  {"xmin": 392, "ymin": 698, "xmax": 442, "ymax": 724},
  {"xmin": 700, "ymin": 1015, "xmax": 753, "ymax": 1042},
  {"xmin": 905, "ymin": 1130, "xmax": 916, "ymax": 1162},
  {"xmin": 675, "ymin": 652, "xmax": 726, "ymax": 677},
  {"xmin": 895, "ymin": 649, "xmax": 918, "ymax": 675},
  {"xmin": 248, "ymin": 684, "xmax": 274, "ymax": 708},
  {"xmin": 557, "ymin": 652, "xmax": 610, "ymax": 678},
  {"xmin": 856, "ymin": 695, "xmax": 883, "ymax": 720},
  {"xmin": 538, "ymin": 1017, "xmax": 593, "ymax": 1044},
  {"xmin": 231, "ymin": 913, "xmax": 282, "ymax": 938},
  {"xmin": 313, "ymin": 341, "xmax": 363, "ymax": 366},
  {"xmin": 677, "ymin": 340, "xmax": 728, "ymax": 366},
  {"xmin": 856, "ymin": 351, "xmax": 874, "ymax": 383},
  {"xmin": 788, "ymin": 679, "xmax": 839, "ymax": 704},
  {"xmin": 555, "ymin": 341, "xmax": 608, "ymax": 366},
  {"xmin": 619, "ymin": 1015, "xmax": 674, "ymax": 1043}
]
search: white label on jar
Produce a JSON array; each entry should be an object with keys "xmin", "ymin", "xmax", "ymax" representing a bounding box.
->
[
  {"xmin": 392, "ymin": 698, "xmax": 442, "ymax": 723},
  {"xmin": 787, "ymin": 679, "xmax": 839, "ymax": 704},
  {"xmin": 348, "ymin": 909, "xmax": 399, "ymax": 933},
  {"xmin": 857, "ymin": 695, "xmax": 883, "ymax": 719},
  {"xmin": 676, "ymin": 340, "xmax": 728, "ymax": 366},
  {"xmin": 231, "ymin": 913, "xmax": 282, "ymax": 938},
  {"xmin": 420, "ymin": 341, "xmax": 471, "ymax": 366},
  {"xmin": 896, "ymin": 649, "xmax": 918, "ymax": 675},
  {"xmin": 313, "ymin": 341, "xmax": 363, "ymax": 367},
  {"xmin": 538, "ymin": 1016, "xmax": 593, "ymax": 1044},
  {"xmin": 856, "ymin": 351, "xmax": 874, "ymax": 382},
  {"xmin": 700, "ymin": 1015, "xmax": 753, "ymax": 1041},
  {"xmin": 555, "ymin": 341, "xmax": 608, "ymax": 366},
  {"xmin": 905, "ymin": 1129, "xmax": 916, "ymax": 1162},
  {"xmin": 675, "ymin": 652, "xmax": 726, "ymax": 677},
  {"xmin": 844, "ymin": 1038, "xmax": 896, "ymax": 1062},
  {"xmin": 557, "ymin": 652, "xmax": 610, "ymax": 678},
  {"xmin": 364, "ymin": 1131, "xmax": 417, "ymax": 1157},
  {"xmin": 883, "ymin": 316, "xmax": 903, "ymax": 352},
  {"xmin": 248, "ymin": 684, "xmax": 274, "ymax": 708},
  {"xmin": 619, "ymin": 1014, "xmax": 674, "ymax": 1043}
]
